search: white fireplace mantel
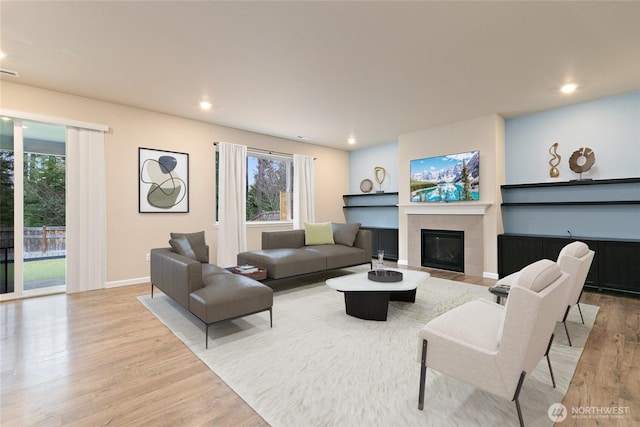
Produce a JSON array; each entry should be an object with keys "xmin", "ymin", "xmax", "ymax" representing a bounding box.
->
[{"xmin": 399, "ymin": 202, "xmax": 493, "ymax": 216}]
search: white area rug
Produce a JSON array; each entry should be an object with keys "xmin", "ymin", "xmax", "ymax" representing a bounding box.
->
[{"xmin": 138, "ymin": 268, "xmax": 598, "ymax": 427}]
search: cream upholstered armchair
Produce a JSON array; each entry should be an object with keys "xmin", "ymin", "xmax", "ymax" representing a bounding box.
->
[
  {"xmin": 555, "ymin": 241, "xmax": 594, "ymax": 346},
  {"xmin": 496, "ymin": 241, "xmax": 594, "ymax": 346},
  {"xmin": 417, "ymin": 259, "xmax": 568, "ymax": 427}
]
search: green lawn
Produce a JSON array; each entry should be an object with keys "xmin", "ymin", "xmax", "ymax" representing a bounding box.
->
[
  {"xmin": 2, "ymin": 258, "xmax": 65, "ymax": 284},
  {"xmin": 24, "ymin": 258, "xmax": 65, "ymax": 282}
]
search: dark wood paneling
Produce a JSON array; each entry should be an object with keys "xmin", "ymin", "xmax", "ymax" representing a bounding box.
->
[
  {"xmin": 598, "ymin": 240, "xmax": 640, "ymax": 293},
  {"xmin": 497, "ymin": 234, "xmax": 543, "ymax": 278},
  {"xmin": 361, "ymin": 227, "xmax": 398, "ymax": 261},
  {"xmin": 498, "ymin": 233, "xmax": 640, "ymax": 296}
]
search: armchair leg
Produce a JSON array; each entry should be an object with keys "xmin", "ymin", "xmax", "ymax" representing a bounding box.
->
[
  {"xmin": 545, "ymin": 333, "xmax": 556, "ymax": 388},
  {"xmin": 515, "ymin": 398, "xmax": 525, "ymax": 427},
  {"xmin": 563, "ymin": 321, "xmax": 572, "ymax": 347},
  {"xmin": 205, "ymin": 323, "xmax": 210, "ymax": 349},
  {"xmin": 418, "ymin": 339, "xmax": 428, "ymax": 410},
  {"xmin": 561, "ymin": 306, "xmax": 572, "ymax": 347},
  {"xmin": 576, "ymin": 288, "xmax": 585, "ymax": 324},
  {"xmin": 151, "ymin": 283, "xmax": 154, "ymax": 298},
  {"xmin": 577, "ymin": 303, "xmax": 585, "ymax": 324},
  {"xmin": 513, "ymin": 371, "xmax": 526, "ymax": 427},
  {"xmin": 269, "ymin": 307, "xmax": 273, "ymax": 328}
]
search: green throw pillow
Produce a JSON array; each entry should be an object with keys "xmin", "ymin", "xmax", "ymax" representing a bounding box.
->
[
  {"xmin": 170, "ymin": 231, "xmax": 208, "ymax": 263},
  {"xmin": 304, "ymin": 222, "xmax": 335, "ymax": 245}
]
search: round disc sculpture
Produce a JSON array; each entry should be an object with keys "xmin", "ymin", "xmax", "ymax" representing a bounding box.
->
[{"xmin": 568, "ymin": 147, "xmax": 595, "ymax": 179}]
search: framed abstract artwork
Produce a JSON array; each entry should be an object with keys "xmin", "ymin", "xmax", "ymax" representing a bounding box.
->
[{"xmin": 139, "ymin": 147, "xmax": 189, "ymax": 213}]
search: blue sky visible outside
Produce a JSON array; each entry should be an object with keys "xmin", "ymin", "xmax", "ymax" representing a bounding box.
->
[{"xmin": 247, "ymin": 156, "xmax": 257, "ymax": 185}]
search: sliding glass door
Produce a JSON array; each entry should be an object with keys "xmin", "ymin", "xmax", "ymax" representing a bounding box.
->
[{"xmin": 0, "ymin": 118, "xmax": 66, "ymax": 297}]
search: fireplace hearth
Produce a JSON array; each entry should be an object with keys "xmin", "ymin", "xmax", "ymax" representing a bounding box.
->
[{"xmin": 421, "ymin": 229, "xmax": 465, "ymax": 273}]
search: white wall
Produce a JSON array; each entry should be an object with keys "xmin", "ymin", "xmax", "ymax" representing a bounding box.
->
[
  {"xmin": 1, "ymin": 81, "xmax": 350, "ymax": 285},
  {"xmin": 398, "ymin": 114, "xmax": 505, "ymax": 277}
]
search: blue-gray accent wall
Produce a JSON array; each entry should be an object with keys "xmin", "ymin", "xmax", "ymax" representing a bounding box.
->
[{"xmin": 503, "ymin": 92, "xmax": 640, "ymax": 239}]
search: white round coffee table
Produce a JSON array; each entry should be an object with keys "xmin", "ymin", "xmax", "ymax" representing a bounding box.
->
[{"xmin": 326, "ymin": 270, "xmax": 430, "ymax": 320}]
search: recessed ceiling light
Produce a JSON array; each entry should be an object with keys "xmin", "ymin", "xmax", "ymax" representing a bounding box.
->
[
  {"xmin": 348, "ymin": 137, "xmax": 356, "ymax": 145},
  {"xmin": 560, "ymin": 83, "xmax": 578, "ymax": 94},
  {"xmin": 199, "ymin": 101, "xmax": 212, "ymax": 110}
]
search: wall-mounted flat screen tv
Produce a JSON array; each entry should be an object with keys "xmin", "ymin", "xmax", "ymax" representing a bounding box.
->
[{"xmin": 410, "ymin": 150, "xmax": 479, "ymax": 202}]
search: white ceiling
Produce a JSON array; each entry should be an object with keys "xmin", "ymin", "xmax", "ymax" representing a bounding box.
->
[{"xmin": 1, "ymin": 1, "xmax": 639, "ymax": 150}]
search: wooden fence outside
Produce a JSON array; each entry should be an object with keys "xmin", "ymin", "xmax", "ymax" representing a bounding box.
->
[{"xmin": 0, "ymin": 226, "xmax": 66, "ymax": 260}]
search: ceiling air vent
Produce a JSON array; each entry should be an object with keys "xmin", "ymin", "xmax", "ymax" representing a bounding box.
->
[{"xmin": 0, "ymin": 69, "xmax": 19, "ymax": 77}]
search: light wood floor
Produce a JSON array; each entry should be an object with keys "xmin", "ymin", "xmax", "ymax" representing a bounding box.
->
[{"xmin": 1, "ymin": 268, "xmax": 638, "ymax": 426}]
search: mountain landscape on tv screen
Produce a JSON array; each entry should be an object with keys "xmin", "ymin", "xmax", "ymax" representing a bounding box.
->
[
  {"xmin": 411, "ymin": 151, "xmax": 479, "ymax": 184},
  {"xmin": 410, "ymin": 151, "xmax": 480, "ymax": 202}
]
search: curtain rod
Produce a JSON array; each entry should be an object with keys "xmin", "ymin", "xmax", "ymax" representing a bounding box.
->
[{"xmin": 212, "ymin": 142, "xmax": 315, "ymax": 159}]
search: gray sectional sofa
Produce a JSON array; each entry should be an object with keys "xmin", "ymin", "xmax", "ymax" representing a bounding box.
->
[
  {"xmin": 237, "ymin": 224, "xmax": 372, "ymax": 280},
  {"xmin": 150, "ymin": 231, "xmax": 273, "ymax": 348}
]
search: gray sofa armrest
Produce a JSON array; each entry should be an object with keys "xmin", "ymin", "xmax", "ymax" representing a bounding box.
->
[
  {"xmin": 353, "ymin": 229, "xmax": 372, "ymax": 259},
  {"xmin": 150, "ymin": 248, "xmax": 204, "ymax": 309}
]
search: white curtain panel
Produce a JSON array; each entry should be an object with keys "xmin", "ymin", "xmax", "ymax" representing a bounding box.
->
[
  {"xmin": 293, "ymin": 154, "xmax": 315, "ymax": 229},
  {"xmin": 217, "ymin": 142, "xmax": 247, "ymax": 267},
  {"xmin": 66, "ymin": 127, "xmax": 107, "ymax": 293}
]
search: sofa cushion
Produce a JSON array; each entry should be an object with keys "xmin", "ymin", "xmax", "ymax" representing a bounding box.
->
[
  {"xmin": 304, "ymin": 222, "xmax": 335, "ymax": 245},
  {"xmin": 202, "ymin": 263, "xmax": 233, "ymax": 281},
  {"xmin": 190, "ymin": 274, "xmax": 273, "ymax": 324},
  {"xmin": 170, "ymin": 231, "xmax": 208, "ymax": 263},
  {"xmin": 302, "ymin": 245, "xmax": 368, "ymax": 270},
  {"xmin": 169, "ymin": 235, "xmax": 198, "ymax": 261},
  {"xmin": 262, "ymin": 229, "xmax": 305, "ymax": 249},
  {"xmin": 332, "ymin": 223, "xmax": 361, "ymax": 247},
  {"xmin": 237, "ymin": 248, "xmax": 326, "ymax": 279}
]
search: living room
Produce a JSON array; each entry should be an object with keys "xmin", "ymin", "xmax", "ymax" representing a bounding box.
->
[{"xmin": 1, "ymin": 1, "xmax": 639, "ymax": 426}]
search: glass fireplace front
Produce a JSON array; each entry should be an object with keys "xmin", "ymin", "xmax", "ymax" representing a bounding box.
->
[{"xmin": 421, "ymin": 229, "xmax": 464, "ymax": 273}]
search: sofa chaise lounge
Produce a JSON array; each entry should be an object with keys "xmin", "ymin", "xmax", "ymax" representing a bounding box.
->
[
  {"xmin": 150, "ymin": 232, "xmax": 273, "ymax": 348},
  {"xmin": 236, "ymin": 223, "xmax": 372, "ymax": 280}
]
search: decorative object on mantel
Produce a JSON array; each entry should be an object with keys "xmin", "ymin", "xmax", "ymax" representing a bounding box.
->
[
  {"xmin": 569, "ymin": 147, "xmax": 596, "ymax": 180},
  {"xmin": 548, "ymin": 142, "xmax": 561, "ymax": 178},
  {"xmin": 360, "ymin": 178, "xmax": 373, "ymax": 193},
  {"xmin": 374, "ymin": 166, "xmax": 386, "ymax": 193}
]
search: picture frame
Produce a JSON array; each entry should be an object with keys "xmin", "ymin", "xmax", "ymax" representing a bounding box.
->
[{"xmin": 139, "ymin": 147, "xmax": 189, "ymax": 213}]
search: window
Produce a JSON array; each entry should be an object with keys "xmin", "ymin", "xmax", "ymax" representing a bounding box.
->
[
  {"xmin": 216, "ymin": 150, "xmax": 293, "ymax": 222},
  {"xmin": 1, "ymin": 119, "xmax": 67, "ymax": 296}
]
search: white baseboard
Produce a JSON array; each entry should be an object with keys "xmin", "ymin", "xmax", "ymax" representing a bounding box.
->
[
  {"xmin": 397, "ymin": 259, "xmax": 409, "ymax": 266},
  {"xmin": 105, "ymin": 276, "xmax": 149, "ymax": 288}
]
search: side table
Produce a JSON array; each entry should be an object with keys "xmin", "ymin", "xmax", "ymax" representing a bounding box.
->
[
  {"xmin": 488, "ymin": 283, "xmax": 511, "ymax": 304},
  {"xmin": 228, "ymin": 266, "xmax": 268, "ymax": 281}
]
